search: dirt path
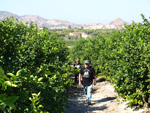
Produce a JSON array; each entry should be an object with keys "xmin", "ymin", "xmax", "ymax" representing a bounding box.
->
[{"xmin": 65, "ymin": 76, "xmax": 149, "ymax": 113}]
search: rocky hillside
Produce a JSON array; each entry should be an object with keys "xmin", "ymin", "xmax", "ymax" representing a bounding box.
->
[
  {"xmin": 0, "ymin": 11, "xmax": 129, "ymax": 29},
  {"xmin": 0, "ymin": 11, "xmax": 22, "ymax": 20},
  {"xmin": 21, "ymin": 15, "xmax": 48, "ymax": 23},
  {"xmin": 110, "ymin": 18, "xmax": 128, "ymax": 25}
]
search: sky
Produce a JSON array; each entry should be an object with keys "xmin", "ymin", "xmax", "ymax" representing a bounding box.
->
[{"xmin": 0, "ymin": 0, "xmax": 150, "ymax": 24}]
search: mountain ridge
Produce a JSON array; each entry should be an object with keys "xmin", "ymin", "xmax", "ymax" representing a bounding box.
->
[
  {"xmin": 110, "ymin": 18, "xmax": 128, "ymax": 25},
  {"xmin": 0, "ymin": 11, "xmax": 129, "ymax": 29}
]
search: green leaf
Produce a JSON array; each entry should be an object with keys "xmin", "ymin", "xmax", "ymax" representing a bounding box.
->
[
  {"xmin": 0, "ymin": 78, "xmax": 5, "ymax": 84},
  {"xmin": 5, "ymin": 81, "xmax": 18, "ymax": 87},
  {"xmin": 16, "ymin": 70, "xmax": 22, "ymax": 76},
  {"xmin": 0, "ymin": 68, "xmax": 8, "ymax": 80},
  {"xmin": 0, "ymin": 93, "xmax": 6, "ymax": 102},
  {"xmin": 3, "ymin": 96, "xmax": 19, "ymax": 109},
  {"xmin": 0, "ymin": 68, "xmax": 5, "ymax": 76},
  {"xmin": 0, "ymin": 106, "xmax": 6, "ymax": 112},
  {"xmin": 38, "ymin": 77, "xmax": 43, "ymax": 82},
  {"xmin": 7, "ymin": 73, "xmax": 17, "ymax": 81}
]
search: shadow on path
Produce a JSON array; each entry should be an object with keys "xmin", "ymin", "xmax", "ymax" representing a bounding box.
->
[
  {"xmin": 92, "ymin": 97, "xmax": 116, "ymax": 105},
  {"xmin": 96, "ymin": 77, "xmax": 106, "ymax": 83}
]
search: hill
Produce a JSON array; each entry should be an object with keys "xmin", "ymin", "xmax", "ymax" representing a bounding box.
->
[
  {"xmin": 0, "ymin": 11, "xmax": 129, "ymax": 29},
  {"xmin": 110, "ymin": 18, "xmax": 128, "ymax": 25},
  {"xmin": 0, "ymin": 11, "xmax": 21, "ymax": 20}
]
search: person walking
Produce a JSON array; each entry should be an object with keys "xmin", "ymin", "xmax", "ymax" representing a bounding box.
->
[
  {"xmin": 78, "ymin": 60, "xmax": 96, "ymax": 105},
  {"xmin": 74, "ymin": 59, "xmax": 81, "ymax": 83}
]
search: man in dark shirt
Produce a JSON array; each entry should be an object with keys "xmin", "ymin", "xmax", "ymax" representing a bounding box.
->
[
  {"xmin": 79, "ymin": 60, "xmax": 96, "ymax": 105},
  {"xmin": 74, "ymin": 59, "xmax": 81, "ymax": 83}
]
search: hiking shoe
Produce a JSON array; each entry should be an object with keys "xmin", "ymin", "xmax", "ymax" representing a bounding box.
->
[{"xmin": 87, "ymin": 102, "xmax": 92, "ymax": 105}]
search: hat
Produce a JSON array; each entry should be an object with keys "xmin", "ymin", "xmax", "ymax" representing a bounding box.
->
[{"xmin": 84, "ymin": 60, "xmax": 90, "ymax": 64}]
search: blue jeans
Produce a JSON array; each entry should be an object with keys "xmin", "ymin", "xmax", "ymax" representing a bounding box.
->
[{"xmin": 84, "ymin": 84, "xmax": 93, "ymax": 102}]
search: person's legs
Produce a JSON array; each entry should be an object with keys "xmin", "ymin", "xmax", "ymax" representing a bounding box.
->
[
  {"xmin": 84, "ymin": 84, "xmax": 93, "ymax": 103},
  {"xmin": 84, "ymin": 86, "xmax": 88, "ymax": 100},
  {"xmin": 75, "ymin": 74, "xmax": 78, "ymax": 83},
  {"xmin": 86, "ymin": 84, "xmax": 93, "ymax": 102}
]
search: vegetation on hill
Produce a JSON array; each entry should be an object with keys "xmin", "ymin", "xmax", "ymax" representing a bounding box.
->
[{"xmin": 50, "ymin": 28, "xmax": 116, "ymax": 45}]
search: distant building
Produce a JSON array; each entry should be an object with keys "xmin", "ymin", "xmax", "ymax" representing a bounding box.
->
[
  {"xmin": 69, "ymin": 32, "xmax": 91, "ymax": 39},
  {"xmin": 81, "ymin": 32, "xmax": 91, "ymax": 39}
]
